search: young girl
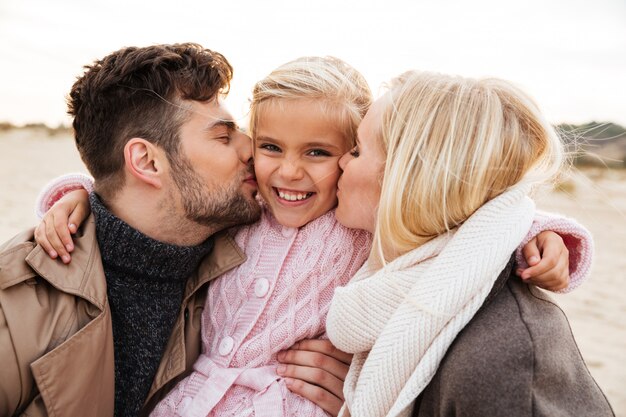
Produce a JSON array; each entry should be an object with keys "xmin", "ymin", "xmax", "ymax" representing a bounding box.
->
[{"xmin": 35, "ymin": 59, "xmax": 592, "ymax": 417}]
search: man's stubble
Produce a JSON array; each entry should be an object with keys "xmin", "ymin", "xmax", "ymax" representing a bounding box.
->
[{"xmin": 168, "ymin": 153, "xmax": 261, "ymax": 235}]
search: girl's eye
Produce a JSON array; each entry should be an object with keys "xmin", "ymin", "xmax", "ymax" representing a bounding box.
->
[
  {"xmin": 308, "ymin": 149, "xmax": 331, "ymax": 157},
  {"xmin": 259, "ymin": 143, "xmax": 281, "ymax": 152},
  {"xmin": 350, "ymin": 146, "xmax": 360, "ymax": 157}
]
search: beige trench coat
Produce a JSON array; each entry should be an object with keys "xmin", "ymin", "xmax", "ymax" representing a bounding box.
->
[{"xmin": 0, "ymin": 215, "xmax": 245, "ymax": 417}]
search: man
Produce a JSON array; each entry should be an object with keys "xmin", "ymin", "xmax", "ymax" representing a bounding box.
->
[{"xmin": 0, "ymin": 43, "xmax": 346, "ymax": 417}]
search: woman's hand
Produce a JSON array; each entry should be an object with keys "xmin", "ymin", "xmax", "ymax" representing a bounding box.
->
[
  {"xmin": 277, "ymin": 338, "xmax": 352, "ymax": 416},
  {"xmin": 517, "ymin": 231, "xmax": 570, "ymax": 291},
  {"xmin": 34, "ymin": 189, "xmax": 91, "ymax": 263}
]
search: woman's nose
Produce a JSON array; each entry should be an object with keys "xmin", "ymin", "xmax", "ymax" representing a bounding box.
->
[{"xmin": 338, "ymin": 152, "xmax": 351, "ymax": 170}]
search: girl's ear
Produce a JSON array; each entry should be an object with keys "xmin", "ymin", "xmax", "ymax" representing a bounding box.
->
[{"xmin": 123, "ymin": 138, "xmax": 165, "ymax": 189}]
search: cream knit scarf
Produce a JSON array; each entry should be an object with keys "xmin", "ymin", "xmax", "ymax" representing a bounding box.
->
[{"xmin": 326, "ymin": 184, "xmax": 535, "ymax": 417}]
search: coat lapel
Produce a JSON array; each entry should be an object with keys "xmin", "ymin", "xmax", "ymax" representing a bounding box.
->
[{"xmin": 26, "ymin": 216, "xmax": 115, "ymax": 416}]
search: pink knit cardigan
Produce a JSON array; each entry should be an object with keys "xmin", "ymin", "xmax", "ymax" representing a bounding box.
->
[{"xmin": 152, "ymin": 208, "xmax": 372, "ymax": 417}]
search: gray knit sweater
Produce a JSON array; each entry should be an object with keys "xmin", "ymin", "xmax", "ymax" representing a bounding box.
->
[{"xmin": 90, "ymin": 194, "xmax": 214, "ymax": 417}]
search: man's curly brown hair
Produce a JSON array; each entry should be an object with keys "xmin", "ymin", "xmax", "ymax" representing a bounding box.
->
[{"xmin": 68, "ymin": 43, "xmax": 233, "ymax": 198}]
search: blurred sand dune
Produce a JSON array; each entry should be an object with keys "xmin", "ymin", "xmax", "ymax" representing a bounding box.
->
[{"xmin": 0, "ymin": 130, "xmax": 624, "ymax": 415}]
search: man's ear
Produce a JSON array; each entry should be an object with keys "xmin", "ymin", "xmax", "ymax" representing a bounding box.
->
[{"xmin": 123, "ymin": 138, "xmax": 166, "ymax": 189}]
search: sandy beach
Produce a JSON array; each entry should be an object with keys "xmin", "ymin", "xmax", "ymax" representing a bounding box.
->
[{"xmin": 1, "ymin": 129, "xmax": 624, "ymax": 415}]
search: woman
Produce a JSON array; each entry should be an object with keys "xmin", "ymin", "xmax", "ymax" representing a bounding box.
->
[{"xmin": 327, "ymin": 71, "xmax": 614, "ymax": 417}]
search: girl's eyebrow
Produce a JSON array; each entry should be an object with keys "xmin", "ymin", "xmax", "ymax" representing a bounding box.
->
[
  {"xmin": 256, "ymin": 136, "xmax": 342, "ymax": 151},
  {"xmin": 305, "ymin": 141, "xmax": 343, "ymax": 152},
  {"xmin": 255, "ymin": 135, "xmax": 279, "ymax": 143}
]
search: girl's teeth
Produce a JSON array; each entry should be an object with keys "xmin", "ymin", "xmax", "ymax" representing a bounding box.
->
[{"xmin": 278, "ymin": 190, "xmax": 311, "ymax": 201}]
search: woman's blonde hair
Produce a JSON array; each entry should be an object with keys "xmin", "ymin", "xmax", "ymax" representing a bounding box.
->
[
  {"xmin": 372, "ymin": 71, "xmax": 564, "ymax": 264},
  {"xmin": 248, "ymin": 56, "xmax": 372, "ymax": 147}
]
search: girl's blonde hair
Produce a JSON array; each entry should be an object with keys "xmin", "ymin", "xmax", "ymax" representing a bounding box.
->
[
  {"xmin": 373, "ymin": 71, "xmax": 564, "ymax": 264},
  {"xmin": 248, "ymin": 56, "xmax": 372, "ymax": 147}
]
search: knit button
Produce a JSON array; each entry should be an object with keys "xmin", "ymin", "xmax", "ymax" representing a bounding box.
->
[
  {"xmin": 281, "ymin": 226, "xmax": 296, "ymax": 238},
  {"xmin": 254, "ymin": 278, "xmax": 270, "ymax": 298},
  {"xmin": 219, "ymin": 336, "xmax": 235, "ymax": 356}
]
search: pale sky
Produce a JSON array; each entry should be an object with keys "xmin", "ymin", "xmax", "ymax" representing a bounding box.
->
[{"xmin": 1, "ymin": 0, "xmax": 625, "ymax": 127}]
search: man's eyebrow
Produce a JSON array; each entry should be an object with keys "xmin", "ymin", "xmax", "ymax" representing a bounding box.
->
[{"xmin": 206, "ymin": 120, "xmax": 238, "ymax": 131}]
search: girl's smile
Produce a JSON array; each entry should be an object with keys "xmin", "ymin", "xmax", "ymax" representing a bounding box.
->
[{"xmin": 274, "ymin": 187, "xmax": 315, "ymax": 203}]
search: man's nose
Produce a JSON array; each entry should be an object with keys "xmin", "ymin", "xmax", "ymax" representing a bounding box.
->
[{"xmin": 233, "ymin": 130, "xmax": 253, "ymax": 164}]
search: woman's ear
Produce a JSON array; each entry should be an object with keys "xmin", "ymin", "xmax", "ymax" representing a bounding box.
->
[{"xmin": 123, "ymin": 138, "xmax": 165, "ymax": 189}]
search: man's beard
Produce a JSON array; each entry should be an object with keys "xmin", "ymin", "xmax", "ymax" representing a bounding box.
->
[{"xmin": 169, "ymin": 155, "xmax": 261, "ymax": 232}]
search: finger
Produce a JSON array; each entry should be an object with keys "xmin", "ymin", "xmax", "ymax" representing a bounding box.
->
[
  {"xmin": 277, "ymin": 349, "xmax": 349, "ymax": 381},
  {"xmin": 543, "ymin": 261, "xmax": 571, "ymax": 291},
  {"xmin": 521, "ymin": 237, "xmax": 541, "ymax": 266},
  {"xmin": 525, "ymin": 248, "xmax": 569, "ymax": 285},
  {"xmin": 45, "ymin": 214, "xmax": 71, "ymax": 263},
  {"xmin": 284, "ymin": 377, "xmax": 343, "ymax": 417},
  {"xmin": 538, "ymin": 233, "xmax": 564, "ymax": 264},
  {"xmin": 290, "ymin": 339, "xmax": 353, "ymax": 365},
  {"xmin": 520, "ymin": 253, "xmax": 559, "ymax": 280},
  {"xmin": 54, "ymin": 211, "xmax": 76, "ymax": 254},
  {"xmin": 34, "ymin": 222, "xmax": 58, "ymax": 259},
  {"xmin": 276, "ymin": 363, "xmax": 344, "ymax": 399},
  {"xmin": 527, "ymin": 256, "xmax": 570, "ymax": 291},
  {"xmin": 68, "ymin": 200, "xmax": 90, "ymax": 235}
]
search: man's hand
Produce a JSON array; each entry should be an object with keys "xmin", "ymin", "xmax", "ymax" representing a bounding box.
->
[{"xmin": 276, "ymin": 338, "xmax": 352, "ymax": 416}]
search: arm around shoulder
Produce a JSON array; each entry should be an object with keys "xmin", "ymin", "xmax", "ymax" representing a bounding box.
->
[
  {"xmin": 35, "ymin": 173, "xmax": 94, "ymax": 219},
  {"xmin": 516, "ymin": 210, "xmax": 594, "ymax": 292}
]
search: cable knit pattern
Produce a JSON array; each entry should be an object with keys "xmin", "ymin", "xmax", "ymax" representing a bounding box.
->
[
  {"xmin": 515, "ymin": 210, "xmax": 593, "ymax": 293},
  {"xmin": 35, "ymin": 172, "xmax": 95, "ymax": 218},
  {"xmin": 150, "ymin": 208, "xmax": 372, "ymax": 417},
  {"xmin": 327, "ymin": 185, "xmax": 537, "ymax": 417}
]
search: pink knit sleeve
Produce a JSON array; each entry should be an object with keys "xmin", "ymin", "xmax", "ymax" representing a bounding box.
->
[
  {"xmin": 35, "ymin": 173, "xmax": 94, "ymax": 219},
  {"xmin": 515, "ymin": 210, "xmax": 593, "ymax": 293}
]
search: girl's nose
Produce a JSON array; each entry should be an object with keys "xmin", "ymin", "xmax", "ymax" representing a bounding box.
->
[{"xmin": 280, "ymin": 158, "xmax": 304, "ymax": 180}]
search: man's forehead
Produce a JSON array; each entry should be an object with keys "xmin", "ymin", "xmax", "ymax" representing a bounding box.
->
[{"xmin": 185, "ymin": 99, "xmax": 237, "ymax": 127}]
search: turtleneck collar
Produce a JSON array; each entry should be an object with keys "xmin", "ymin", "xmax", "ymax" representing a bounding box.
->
[{"xmin": 89, "ymin": 193, "xmax": 215, "ymax": 283}]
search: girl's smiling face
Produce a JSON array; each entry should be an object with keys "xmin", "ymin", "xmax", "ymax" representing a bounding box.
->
[{"xmin": 253, "ymin": 99, "xmax": 351, "ymax": 228}]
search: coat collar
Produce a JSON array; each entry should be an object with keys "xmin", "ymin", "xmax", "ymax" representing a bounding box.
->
[
  {"xmin": 28, "ymin": 215, "xmax": 107, "ymax": 309},
  {"xmin": 185, "ymin": 230, "xmax": 246, "ymax": 301},
  {"xmin": 0, "ymin": 215, "xmax": 107, "ymax": 310},
  {"xmin": 0, "ymin": 216, "xmax": 246, "ymax": 308}
]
